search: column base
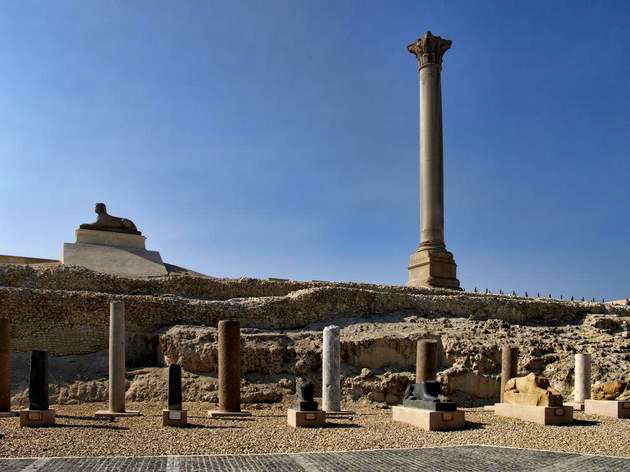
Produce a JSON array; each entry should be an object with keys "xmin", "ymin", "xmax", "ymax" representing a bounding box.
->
[
  {"xmin": 392, "ymin": 405, "xmax": 465, "ymax": 431},
  {"xmin": 19, "ymin": 409, "xmax": 56, "ymax": 427},
  {"xmin": 0, "ymin": 410, "xmax": 19, "ymax": 417},
  {"xmin": 287, "ymin": 409, "xmax": 326, "ymax": 428},
  {"xmin": 407, "ymin": 248, "xmax": 461, "ymax": 290},
  {"xmin": 163, "ymin": 409, "xmax": 188, "ymax": 426},
  {"xmin": 585, "ymin": 399, "xmax": 630, "ymax": 419}
]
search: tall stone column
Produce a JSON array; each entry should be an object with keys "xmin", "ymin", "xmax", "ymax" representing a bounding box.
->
[
  {"xmin": 322, "ymin": 325, "xmax": 341, "ymax": 412},
  {"xmin": 500, "ymin": 345, "xmax": 519, "ymax": 403},
  {"xmin": 19, "ymin": 349, "xmax": 56, "ymax": 426},
  {"xmin": 407, "ymin": 31, "xmax": 460, "ymax": 290},
  {"xmin": 574, "ymin": 353, "xmax": 591, "ymax": 404},
  {"xmin": 163, "ymin": 363, "xmax": 188, "ymax": 426},
  {"xmin": 209, "ymin": 320, "xmax": 250, "ymax": 417},
  {"xmin": 0, "ymin": 319, "xmax": 11, "ymax": 413},
  {"xmin": 416, "ymin": 339, "xmax": 438, "ymax": 382},
  {"xmin": 96, "ymin": 301, "xmax": 140, "ymax": 417}
]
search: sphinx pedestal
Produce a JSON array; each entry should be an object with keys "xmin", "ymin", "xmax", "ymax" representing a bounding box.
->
[
  {"xmin": 392, "ymin": 405, "xmax": 464, "ymax": 431},
  {"xmin": 584, "ymin": 399, "xmax": 630, "ymax": 419},
  {"xmin": 493, "ymin": 403, "xmax": 573, "ymax": 425},
  {"xmin": 62, "ymin": 229, "xmax": 167, "ymax": 277},
  {"xmin": 287, "ymin": 408, "xmax": 326, "ymax": 428}
]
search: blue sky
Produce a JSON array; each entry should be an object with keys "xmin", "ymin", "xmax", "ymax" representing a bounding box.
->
[{"xmin": 1, "ymin": 1, "xmax": 629, "ymax": 299}]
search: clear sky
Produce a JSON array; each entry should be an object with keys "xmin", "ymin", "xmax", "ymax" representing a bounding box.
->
[{"xmin": 1, "ymin": 1, "xmax": 629, "ymax": 300}]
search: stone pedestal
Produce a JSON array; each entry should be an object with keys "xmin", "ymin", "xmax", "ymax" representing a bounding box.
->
[
  {"xmin": 392, "ymin": 405, "xmax": 465, "ymax": 431},
  {"xmin": 500, "ymin": 346, "xmax": 519, "ymax": 403},
  {"xmin": 19, "ymin": 409, "xmax": 56, "ymax": 427},
  {"xmin": 584, "ymin": 399, "xmax": 630, "ymax": 419},
  {"xmin": 62, "ymin": 228, "xmax": 167, "ymax": 277},
  {"xmin": 406, "ymin": 32, "xmax": 460, "ymax": 290},
  {"xmin": 208, "ymin": 320, "xmax": 250, "ymax": 418},
  {"xmin": 95, "ymin": 301, "xmax": 141, "ymax": 418},
  {"xmin": 162, "ymin": 409, "xmax": 188, "ymax": 426},
  {"xmin": 322, "ymin": 325, "xmax": 341, "ymax": 412},
  {"xmin": 287, "ymin": 408, "xmax": 326, "ymax": 428},
  {"xmin": 494, "ymin": 403, "xmax": 573, "ymax": 425},
  {"xmin": 0, "ymin": 319, "xmax": 17, "ymax": 417}
]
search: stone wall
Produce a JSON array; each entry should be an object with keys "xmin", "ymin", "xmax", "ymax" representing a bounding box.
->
[{"xmin": 1, "ymin": 264, "xmax": 629, "ymax": 357}]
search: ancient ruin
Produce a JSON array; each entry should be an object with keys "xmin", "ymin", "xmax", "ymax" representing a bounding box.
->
[
  {"xmin": 19, "ymin": 350, "xmax": 55, "ymax": 427},
  {"xmin": 287, "ymin": 379, "xmax": 326, "ymax": 428}
]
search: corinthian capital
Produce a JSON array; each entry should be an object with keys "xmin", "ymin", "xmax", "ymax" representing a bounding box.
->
[{"xmin": 407, "ymin": 31, "xmax": 452, "ymax": 68}]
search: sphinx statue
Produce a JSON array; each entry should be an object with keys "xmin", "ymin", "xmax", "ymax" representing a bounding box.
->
[
  {"xmin": 80, "ymin": 203, "xmax": 141, "ymax": 235},
  {"xmin": 504, "ymin": 373, "xmax": 563, "ymax": 407}
]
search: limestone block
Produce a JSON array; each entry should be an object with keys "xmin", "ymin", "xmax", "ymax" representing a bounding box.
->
[
  {"xmin": 19, "ymin": 409, "xmax": 55, "ymax": 427},
  {"xmin": 162, "ymin": 409, "xmax": 188, "ymax": 427},
  {"xmin": 504, "ymin": 373, "xmax": 563, "ymax": 407},
  {"xmin": 392, "ymin": 405, "xmax": 465, "ymax": 431},
  {"xmin": 75, "ymin": 229, "xmax": 146, "ymax": 249},
  {"xmin": 287, "ymin": 408, "xmax": 326, "ymax": 428},
  {"xmin": 407, "ymin": 249, "xmax": 460, "ymax": 290},
  {"xmin": 494, "ymin": 403, "xmax": 572, "ymax": 425},
  {"xmin": 584, "ymin": 399, "xmax": 630, "ymax": 419},
  {"xmin": 592, "ymin": 380, "xmax": 627, "ymax": 400}
]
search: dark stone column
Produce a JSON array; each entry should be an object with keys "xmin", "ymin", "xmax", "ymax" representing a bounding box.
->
[
  {"xmin": 218, "ymin": 320, "xmax": 241, "ymax": 412},
  {"xmin": 500, "ymin": 345, "xmax": 519, "ymax": 403},
  {"xmin": 0, "ymin": 319, "xmax": 10, "ymax": 412},
  {"xmin": 29, "ymin": 350, "xmax": 49, "ymax": 411},
  {"xmin": 416, "ymin": 339, "xmax": 438, "ymax": 382},
  {"xmin": 168, "ymin": 364, "xmax": 182, "ymax": 411}
]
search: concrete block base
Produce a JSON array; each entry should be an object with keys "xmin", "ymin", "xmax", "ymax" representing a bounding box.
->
[
  {"xmin": 584, "ymin": 399, "xmax": 630, "ymax": 419},
  {"xmin": 392, "ymin": 405, "xmax": 465, "ymax": 431},
  {"xmin": 287, "ymin": 409, "xmax": 326, "ymax": 428},
  {"xmin": 207, "ymin": 410, "xmax": 252, "ymax": 419},
  {"xmin": 0, "ymin": 411, "xmax": 19, "ymax": 417},
  {"xmin": 19, "ymin": 409, "xmax": 55, "ymax": 427},
  {"xmin": 95, "ymin": 410, "xmax": 142, "ymax": 418},
  {"xmin": 407, "ymin": 248, "xmax": 461, "ymax": 290},
  {"xmin": 494, "ymin": 403, "xmax": 573, "ymax": 425},
  {"xmin": 162, "ymin": 409, "xmax": 188, "ymax": 426}
]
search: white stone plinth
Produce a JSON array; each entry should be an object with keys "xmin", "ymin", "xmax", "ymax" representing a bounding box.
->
[
  {"xmin": 62, "ymin": 229, "xmax": 167, "ymax": 277},
  {"xmin": 287, "ymin": 409, "xmax": 326, "ymax": 428},
  {"xmin": 392, "ymin": 405, "xmax": 465, "ymax": 431},
  {"xmin": 493, "ymin": 403, "xmax": 573, "ymax": 425},
  {"xmin": 584, "ymin": 399, "xmax": 630, "ymax": 419},
  {"xmin": 19, "ymin": 409, "xmax": 55, "ymax": 427}
]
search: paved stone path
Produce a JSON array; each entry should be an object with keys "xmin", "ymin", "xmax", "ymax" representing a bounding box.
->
[{"xmin": 0, "ymin": 446, "xmax": 628, "ymax": 471}]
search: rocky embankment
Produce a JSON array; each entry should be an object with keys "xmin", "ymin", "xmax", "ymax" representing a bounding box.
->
[{"xmin": 1, "ymin": 264, "xmax": 629, "ymax": 407}]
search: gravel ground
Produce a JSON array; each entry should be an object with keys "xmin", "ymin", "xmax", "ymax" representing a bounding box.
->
[{"xmin": 0, "ymin": 401, "xmax": 628, "ymax": 458}]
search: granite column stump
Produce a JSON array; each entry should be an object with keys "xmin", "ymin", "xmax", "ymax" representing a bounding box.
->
[
  {"xmin": 163, "ymin": 364, "xmax": 187, "ymax": 426},
  {"xmin": 19, "ymin": 350, "xmax": 55, "ymax": 427},
  {"xmin": 95, "ymin": 301, "xmax": 141, "ymax": 418},
  {"xmin": 0, "ymin": 319, "xmax": 17, "ymax": 417},
  {"xmin": 208, "ymin": 320, "xmax": 251, "ymax": 418},
  {"xmin": 416, "ymin": 339, "xmax": 438, "ymax": 383},
  {"xmin": 406, "ymin": 31, "xmax": 460, "ymax": 290}
]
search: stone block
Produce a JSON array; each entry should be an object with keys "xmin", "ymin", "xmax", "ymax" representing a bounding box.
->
[
  {"xmin": 62, "ymin": 242, "xmax": 167, "ymax": 277},
  {"xmin": 162, "ymin": 409, "xmax": 188, "ymax": 427},
  {"xmin": 287, "ymin": 408, "xmax": 326, "ymax": 428},
  {"xmin": 493, "ymin": 403, "xmax": 573, "ymax": 425},
  {"xmin": 392, "ymin": 405, "xmax": 465, "ymax": 431},
  {"xmin": 584, "ymin": 399, "xmax": 630, "ymax": 419},
  {"xmin": 75, "ymin": 229, "xmax": 146, "ymax": 249},
  {"xmin": 407, "ymin": 249, "xmax": 460, "ymax": 290},
  {"xmin": 19, "ymin": 409, "xmax": 55, "ymax": 427}
]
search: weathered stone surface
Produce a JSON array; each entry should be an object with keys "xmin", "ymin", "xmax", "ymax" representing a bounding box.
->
[
  {"xmin": 504, "ymin": 373, "xmax": 563, "ymax": 407},
  {"xmin": 168, "ymin": 364, "xmax": 182, "ymax": 411},
  {"xmin": 592, "ymin": 380, "xmax": 627, "ymax": 400},
  {"xmin": 217, "ymin": 320, "xmax": 241, "ymax": 413},
  {"xmin": 29, "ymin": 350, "xmax": 49, "ymax": 411}
]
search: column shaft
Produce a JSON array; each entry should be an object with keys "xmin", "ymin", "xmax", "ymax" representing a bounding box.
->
[
  {"xmin": 500, "ymin": 346, "xmax": 519, "ymax": 403},
  {"xmin": 0, "ymin": 319, "xmax": 10, "ymax": 412},
  {"xmin": 574, "ymin": 353, "xmax": 591, "ymax": 403},
  {"xmin": 416, "ymin": 339, "xmax": 438, "ymax": 382},
  {"xmin": 419, "ymin": 63, "xmax": 445, "ymax": 249},
  {"xmin": 322, "ymin": 325, "xmax": 341, "ymax": 412},
  {"xmin": 218, "ymin": 320, "xmax": 241, "ymax": 412},
  {"xmin": 109, "ymin": 301, "xmax": 126, "ymax": 413},
  {"xmin": 168, "ymin": 364, "xmax": 182, "ymax": 411},
  {"xmin": 29, "ymin": 350, "xmax": 49, "ymax": 411}
]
